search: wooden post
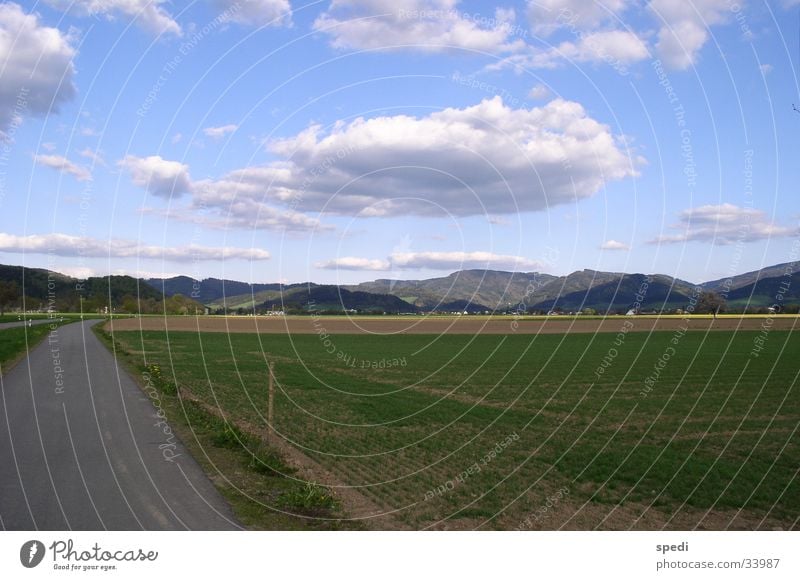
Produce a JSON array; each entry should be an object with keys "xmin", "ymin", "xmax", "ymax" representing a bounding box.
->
[{"xmin": 267, "ymin": 362, "xmax": 275, "ymax": 430}]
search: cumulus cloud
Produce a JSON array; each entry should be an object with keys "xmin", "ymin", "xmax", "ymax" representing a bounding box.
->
[
  {"xmin": 197, "ymin": 96, "xmax": 640, "ymax": 219},
  {"xmin": 213, "ymin": 0, "xmax": 292, "ymax": 27},
  {"xmin": 119, "ymin": 155, "xmax": 192, "ymax": 198},
  {"xmin": 600, "ymin": 239, "xmax": 629, "ymax": 250},
  {"xmin": 0, "ymin": 3, "xmax": 77, "ymax": 135},
  {"xmin": 313, "ymin": 0, "xmax": 526, "ymax": 53},
  {"xmin": 650, "ymin": 0, "xmax": 731, "ymax": 70},
  {"xmin": 0, "ymin": 232, "xmax": 270, "ymax": 260},
  {"xmin": 316, "ymin": 251, "xmax": 543, "ymax": 271},
  {"xmin": 33, "ymin": 154, "xmax": 92, "ymax": 181},
  {"xmin": 45, "ymin": 0, "xmax": 181, "ymax": 36},
  {"xmin": 649, "ymin": 203, "xmax": 799, "ymax": 245},
  {"xmin": 203, "ymin": 124, "xmax": 238, "ymax": 139}
]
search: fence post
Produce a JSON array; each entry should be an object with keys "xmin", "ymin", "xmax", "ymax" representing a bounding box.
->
[{"xmin": 267, "ymin": 361, "xmax": 274, "ymax": 430}]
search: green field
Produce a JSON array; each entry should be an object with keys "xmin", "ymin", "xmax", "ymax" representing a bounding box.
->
[{"xmin": 112, "ymin": 328, "xmax": 800, "ymax": 530}]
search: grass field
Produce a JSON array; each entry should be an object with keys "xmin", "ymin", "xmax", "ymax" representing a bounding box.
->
[{"xmin": 110, "ymin": 326, "xmax": 800, "ymax": 530}]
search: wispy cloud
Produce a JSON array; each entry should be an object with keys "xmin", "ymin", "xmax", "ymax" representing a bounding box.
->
[
  {"xmin": 315, "ymin": 257, "xmax": 391, "ymax": 271},
  {"xmin": 649, "ymin": 203, "xmax": 799, "ymax": 245},
  {"xmin": 600, "ymin": 239, "xmax": 630, "ymax": 250},
  {"xmin": 33, "ymin": 154, "xmax": 92, "ymax": 181},
  {"xmin": 79, "ymin": 147, "xmax": 106, "ymax": 166},
  {"xmin": 203, "ymin": 124, "xmax": 238, "ymax": 139}
]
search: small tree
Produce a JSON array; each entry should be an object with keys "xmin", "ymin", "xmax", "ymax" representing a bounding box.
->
[
  {"xmin": 695, "ymin": 291, "xmax": 726, "ymax": 316},
  {"xmin": 121, "ymin": 295, "xmax": 139, "ymax": 314},
  {"xmin": 0, "ymin": 281, "xmax": 20, "ymax": 315}
]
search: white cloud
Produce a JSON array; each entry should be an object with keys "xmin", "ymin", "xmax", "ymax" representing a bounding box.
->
[
  {"xmin": 213, "ymin": 0, "xmax": 292, "ymax": 27},
  {"xmin": 56, "ymin": 266, "xmax": 98, "ymax": 279},
  {"xmin": 760, "ymin": 63, "xmax": 773, "ymax": 76},
  {"xmin": 600, "ymin": 239, "xmax": 629, "ymax": 250},
  {"xmin": 33, "ymin": 154, "xmax": 92, "ymax": 181},
  {"xmin": 391, "ymin": 251, "xmax": 543, "ymax": 270},
  {"xmin": 527, "ymin": 0, "xmax": 633, "ymax": 37},
  {"xmin": 316, "ymin": 256, "xmax": 391, "ymax": 270},
  {"xmin": 45, "ymin": 0, "xmax": 181, "ymax": 36},
  {"xmin": 119, "ymin": 268, "xmax": 182, "ymax": 279},
  {"xmin": 313, "ymin": 0, "xmax": 526, "ymax": 53},
  {"xmin": 199, "ymin": 96, "xmax": 640, "ymax": 218},
  {"xmin": 171, "ymin": 132, "xmax": 183, "ymax": 144},
  {"xmin": 650, "ymin": 0, "xmax": 731, "ymax": 70},
  {"xmin": 119, "ymin": 155, "xmax": 192, "ymax": 198},
  {"xmin": 0, "ymin": 4, "xmax": 77, "ymax": 135},
  {"xmin": 317, "ymin": 251, "xmax": 543, "ymax": 271},
  {"xmin": 649, "ymin": 203, "xmax": 799, "ymax": 245},
  {"xmin": 0, "ymin": 232, "xmax": 270, "ymax": 260},
  {"xmin": 203, "ymin": 124, "xmax": 238, "ymax": 139}
]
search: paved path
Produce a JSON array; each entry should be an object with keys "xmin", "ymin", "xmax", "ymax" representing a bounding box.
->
[{"xmin": 0, "ymin": 320, "xmax": 241, "ymax": 530}]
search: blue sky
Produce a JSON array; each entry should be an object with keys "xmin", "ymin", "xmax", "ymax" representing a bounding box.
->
[{"xmin": 1, "ymin": 0, "xmax": 799, "ymax": 285}]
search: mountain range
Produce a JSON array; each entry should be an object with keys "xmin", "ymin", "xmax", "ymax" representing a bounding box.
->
[
  {"xmin": 2, "ymin": 261, "xmax": 798, "ymax": 315},
  {"xmin": 140, "ymin": 261, "xmax": 800, "ymax": 315}
]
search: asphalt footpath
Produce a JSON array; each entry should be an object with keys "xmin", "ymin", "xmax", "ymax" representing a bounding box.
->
[{"xmin": 0, "ymin": 320, "xmax": 241, "ymax": 530}]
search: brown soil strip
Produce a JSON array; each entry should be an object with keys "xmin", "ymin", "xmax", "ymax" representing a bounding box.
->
[{"xmin": 108, "ymin": 315, "xmax": 800, "ymax": 335}]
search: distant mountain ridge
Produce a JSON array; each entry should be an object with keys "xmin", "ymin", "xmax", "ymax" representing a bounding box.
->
[
  {"xmin": 143, "ymin": 261, "xmax": 799, "ymax": 314},
  {"xmin": 2, "ymin": 261, "xmax": 798, "ymax": 314},
  {"xmin": 143, "ymin": 276, "xmax": 298, "ymax": 304}
]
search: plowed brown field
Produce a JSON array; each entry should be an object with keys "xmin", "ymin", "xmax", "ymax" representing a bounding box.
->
[{"xmin": 107, "ymin": 314, "xmax": 799, "ymax": 334}]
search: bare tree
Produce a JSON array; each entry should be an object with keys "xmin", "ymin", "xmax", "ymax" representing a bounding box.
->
[{"xmin": 695, "ymin": 291, "xmax": 726, "ymax": 317}]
